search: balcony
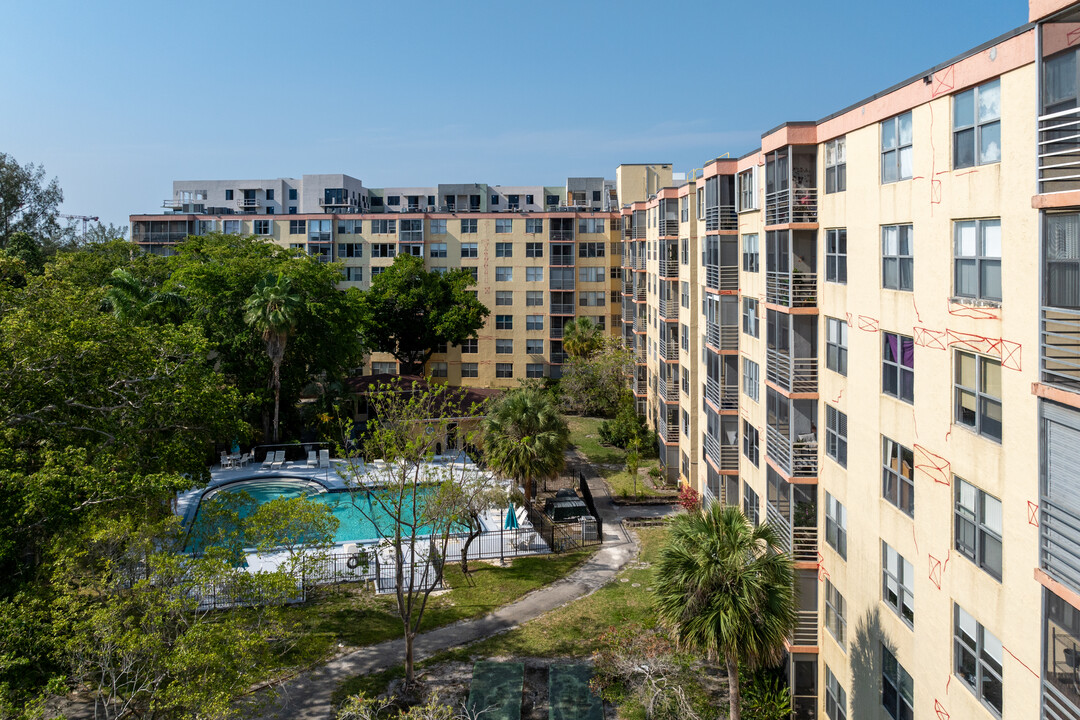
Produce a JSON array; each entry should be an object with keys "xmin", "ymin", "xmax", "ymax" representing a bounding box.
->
[
  {"xmin": 704, "ymin": 433, "xmax": 738, "ymax": 471},
  {"xmin": 792, "ymin": 609, "xmax": 819, "ymax": 647},
  {"xmin": 658, "ymin": 298, "xmax": 678, "ymax": 320},
  {"xmin": 634, "ymin": 377, "xmax": 648, "ymax": 395},
  {"xmin": 236, "ymin": 198, "xmax": 261, "ymax": 210},
  {"xmin": 657, "ymin": 414, "xmax": 680, "ymax": 443},
  {"xmin": 765, "ymin": 188, "xmax": 817, "ymax": 226},
  {"xmin": 705, "ymin": 265, "xmax": 739, "ymax": 292},
  {"xmin": 1042, "ymin": 306, "xmax": 1080, "ymax": 391},
  {"xmin": 705, "ymin": 322, "xmax": 738, "ymax": 351},
  {"xmin": 162, "ymin": 199, "xmax": 184, "ymax": 210},
  {"xmin": 319, "ymin": 197, "xmax": 352, "ymax": 208},
  {"xmin": 658, "ymin": 338, "xmax": 679, "ymax": 361},
  {"xmin": 658, "ymin": 377, "xmax": 679, "ymax": 403},
  {"xmin": 550, "ymin": 303, "xmax": 575, "ymax": 315},
  {"xmin": 705, "ymin": 205, "xmax": 737, "ymax": 232},
  {"xmin": 767, "ymin": 349, "xmax": 818, "ymax": 394},
  {"xmin": 659, "ymin": 219, "xmax": 680, "ymax": 237},
  {"xmin": 705, "ymin": 377, "xmax": 737, "ymax": 411},
  {"xmin": 766, "ymin": 271, "xmax": 817, "ymax": 308},
  {"xmin": 622, "ymin": 277, "xmax": 634, "ymax": 294},
  {"xmin": 1038, "ymin": 106, "xmax": 1080, "ymax": 195},
  {"xmin": 658, "ymin": 259, "xmax": 679, "ymax": 278},
  {"xmin": 636, "ymin": 342, "xmax": 647, "ymax": 363},
  {"xmin": 634, "ymin": 285, "xmax": 646, "ymax": 302},
  {"xmin": 766, "ymin": 425, "xmax": 818, "ymax": 478},
  {"xmin": 633, "ymin": 316, "xmax": 646, "ymax": 333},
  {"xmin": 550, "ymin": 351, "xmax": 568, "ymax": 364}
]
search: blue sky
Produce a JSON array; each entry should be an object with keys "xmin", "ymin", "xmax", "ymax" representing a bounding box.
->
[{"xmin": 0, "ymin": 0, "xmax": 1026, "ymax": 228}]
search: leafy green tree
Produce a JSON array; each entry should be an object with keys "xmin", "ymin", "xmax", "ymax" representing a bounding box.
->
[
  {"xmin": 0, "ymin": 153, "xmax": 62, "ymax": 250},
  {"xmin": 483, "ymin": 388, "xmax": 569, "ymax": 502},
  {"xmin": 652, "ymin": 504, "xmax": 796, "ymax": 720},
  {"xmin": 599, "ymin": 394, "xmax": 655, "ymax": 454},
  {"xmin": 1, "ymin": 231, "xmax": 44, "ymax": 275},
  {"xmin": 356, "ymin": 254, "xmax": 488, "ymax": 375},
  {"xmin": 562, "ymin": 317, "xmax": 603, "ymax": 360},
  {"xmin": 244, "ymin": 273, "xmax": 301, "ymax": 442},
  {"xmin": 101, "ymin": 267, "xmax": 187, "ymax": 323},
  {"xmin": 558, "ymin": 336, "xmax": 634, "ymax": 417}
]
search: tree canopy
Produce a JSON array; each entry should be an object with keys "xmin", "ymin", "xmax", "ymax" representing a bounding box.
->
[
  {"xmin": 483, "ymin": 387, "xmax": 569, "ymax": 501},
  {"xmin": 0, "ymin": 152, "xmax": 62, "ymax": 250},
  {"xmin": 356, "ymin": 254, "xmax": 488, "ymax": 375}
]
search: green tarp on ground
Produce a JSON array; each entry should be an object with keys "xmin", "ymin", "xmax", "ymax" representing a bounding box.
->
[
  {"xmin": 467, "ymin": 661, "xmax": 523, "ymax": 720},
  {"xmin": 549, "ymin": 664, "xmax": 603, "ymax": 720}
]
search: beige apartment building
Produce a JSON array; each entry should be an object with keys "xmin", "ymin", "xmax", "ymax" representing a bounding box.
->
[{"xmin": 128, "ymin": 0, "xmax": 1080, "ymax": 715}]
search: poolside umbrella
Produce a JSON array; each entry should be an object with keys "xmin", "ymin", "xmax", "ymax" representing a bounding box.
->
[{"xmin": 504, "ymin": 503, "xmax": 519, "ymax": 530}]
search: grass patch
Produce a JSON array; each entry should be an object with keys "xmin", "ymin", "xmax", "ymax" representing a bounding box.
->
[
  {"xmin": 565, "ymin": 416, "xmax": 626, "ymax": 465},
  {"xmin": 601, "ymin": 467, "xmax": 674, "ymax": 500}
]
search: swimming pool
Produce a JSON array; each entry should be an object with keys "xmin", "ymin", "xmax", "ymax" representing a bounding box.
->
[{"xmin": 189, "ymin": 477, "xmax": 471, "ymax": 547}]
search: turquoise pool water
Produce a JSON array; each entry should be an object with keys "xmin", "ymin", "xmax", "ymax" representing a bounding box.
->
[{"xmin": 189, "ymin": 477, "xmax": 466, "ymax": 547}]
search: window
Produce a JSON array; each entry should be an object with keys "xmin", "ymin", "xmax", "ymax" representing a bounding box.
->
[
  {"xmin": 526, "ymin": 290, "xmax": 543, "ymax": 306},
  {"xmin": 525, "ymin": 194, "xmax": 533, "ymax": 205},
  {"xmin": 371, "ymin": 219, "xmax": 396, "ymax": 234},
  {"xmin": 526, "ymin": 339, "xmax": 543, "ymax": 354},
  {"xmin": 264, "ymin": 188, "xmax": 274, "ymax": 201},
  {"xmin": 954, "ymin": 79, "xmax": 1001, "ymax": 169},
  {"xmin": 371, "ymin": 361, "xmax": 397, "ymax": 375},
  {"xmin": 743, "ymin": 358, "xmax": 759, "ymax": 402},
  {"xmin": 225, "ymin": 189, "xmax": 234, "ymax": 200},
  {"xmin": 881, "ymin": 111, "xmax": 913, "ymax": 183},
  {"xmin": 288, "ymin": 188, "xmax": 297, "ymax": 201},
  {"xmin": 825, "ymin": 666, "xmax": 847, "ymax": 720},
  {"xmin": 881, "ymin": 645, "xmax": 914, "ymax": 720},
  {"xmin": 882, "ymin": 436, "xmax": 915, "ymax": 517},
  {"xmin": 579, "ymin": 291, "xmax": 605, "ymax": 307},
  {"xmin": 592, "ymin": 190, "xmax": 601, "ymax": 202},
  {"xmin": 495, "ymin": 291, "xmax": 513, "ymax": 306},
  {"xmin": 826, "ymin": 229, "xmax": 847, "ymax": 283},
  {"xmin": 826, "ymin": 317, "xmax": 847, "ymax": 376},
  {"xmin": 496, "ymin": 219, "xmax": 513, "ymax": 234},
  {"xmin": 462, "ymin": 266, "xmax": 477, "ymax": 280},
  {"xmin": 288, "ymin": 207, "xmax": 297, "ymax": 214},
  {"xmin": 525, "ymin": 241, "xmax": 543, "ymax": 257},
  {"xmin": 254, "ymin": 219, "xmax": 271, "ymax": 235},
  {"xmin": 743, "ymin": 234, "xmax": 759, "ymax": 272},
  {"xmin": 954, "ymin": 605, "xmax": 1003, "ymax": 715},
  {"xmin": 338, "ymin": 243, "xmax": 363, "ymax": 258},
  {"xmin": 579, "ymin": 266, "xmax": 604, "ymax": 283},
  {"xmin": 681, "ymin": 324, "xmax": 689, "ymax": 352},
  {"xmin": 882, "ymin": 542, "xmax": 915, "ymax": 626},
  {"xmin": 737, "ymin": 168, "xmax": 757, "ymax": 211},
  {"xmin": 742, "ymin": 298, "xmax": 759, "ymax": 338},
  {"xmin": 371, "ymin": 267, "xmax": 385, "ymax": 278},
  {"xmin": 883, "ymin": 332, "xmax": 914, "ymax": 403},
  {"xmin": 430, "ymin": 243, "xmax": 447, "ymax": 258},
  {"xmin": 372, "ymin": 244, "xmax": 396, "ymax": 258},
  {"xmin": 430, "ymin": 219, "xmax": 447, "ymax": 234},
  {"xmin": 342, "ymin": 267, "xmax": 363, "ymax": 282},
  {"xmin": 495, "ymin": 363, "xmax": 513, "ymax": 378},
  {"xmin": 461, "ymin": 219, "xmax": 477, "ymax": 234},
  {"xmin": 525, "ymin": 315, "xmax": 544, "ymax": 331},
  {"xmin": 495, "ymin": 242, "xmax": 513, "ymax": 257},
  {"xmin": 526, "ymin": 363, "xmax": 544, "ymax": 378},
  {"xmin": 495, "ymin": 315, "xmax": 513, "ymax": 330},
  {"xmin": 495, "ymin": 339, "xmax": 513, "ymax": 354},
  {"xmin": 223, "ymin": 219, "xmax": 240, "ymax": 234},
  {"xmin": 954, "ymin": 351, "xmax": 1002, "ymax": 442},
  {"xmin": 579, "ymin": 242, "xmax": 605, "ymax": 257},
  {"xmin": 459, "ymin": 338, "xmax": 478, "ymax": 354},
  {"xmin": 461, "ymin": 363, "xmax": 478, "ymax": 378},
  {"xmin": 495, "ymin": 267, "xmax": 512, "ymax": 282},
  {"xmin": 825, "ymin": 492, "xmax": 847, "ymax": 560},
  {"xmin": 954, "ymin": 219, "xmax": 1001, "ymax": 302},
  {"xmin": 430, "ymin": 362, "xmax": 448, "ymax": 378},
  {"xmin": 882, "ymin": 224, "xmax": 913, "ymax": 291},
  {"xmin": 825, "ymin": 137, "xmax": 847, "ymax": 193},
  {"xmin": 387, "ymin": 195, "xmax": 400, "ymax": 207},
  {"xmin": 578, "ymin": 218, "xmax": 604, "ymax": 234},
  {"xmin": 546, "ymin": 194, "xmax": 559, "ymax": 206},
  {"xmin": 954, "ymin": 477, "xmax": 1003, "ymax": 580},
  {"xmin": 743, "ymin": 483, "xmax": 759, "ymax": 525},
  {"xmin": 337, "ymin": 219, "xmax": 361, "ymax": 235},
  {"xmin": 526, "ymin": 267, "xmax": 543, "ymax": 282},
  {"xmin": 289, "ymin": 219, "xmax": 306, "ymax": 234},
  {"xmin": 825, "ymin": 405, "xmax": 847, "ymax": 468},
  {"xmin": 460, "ymin": 242, "xmax": 478, "ymax": 258},
  {"xmin": 742, "ymin": 420, "xmax": 759, "ymax": 466},
  {"xmin": 825, "ymin": 579, "xmax": 846, "ymax": 648}
]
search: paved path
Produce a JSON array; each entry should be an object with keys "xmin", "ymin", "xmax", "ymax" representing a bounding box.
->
[{"xmin": 262, "ymin": 459, "xmax": 657, "ymax": 719}]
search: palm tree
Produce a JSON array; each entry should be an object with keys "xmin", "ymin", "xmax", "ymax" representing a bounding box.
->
[
  {"xmin": 653, "ymin": 503, "xmax": 797, "ymax": 720},
  {"xmin": 483, "ymin": 388, "xmax": 569, "ymax": 502},
  {"xmin": 101, "ymin": 268, "xmax": 187, "ymax": 323},
  {"xmin": 243, "ymin": 273, "xmax": 301, "ymax": 443},
  {"xmin": 562, "ymin": 317, "xmax": 602, "ymax": 359}
]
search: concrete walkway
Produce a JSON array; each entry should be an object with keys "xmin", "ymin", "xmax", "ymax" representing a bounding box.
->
[{"xmin": 262, "ymin": 460, "xmax": 652, "ymax": 719}]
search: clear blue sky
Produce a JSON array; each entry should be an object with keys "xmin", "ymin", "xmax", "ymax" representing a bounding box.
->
[{"xmin": 0, "ymin": 0, "xmax": 1027, "ymax": 228}]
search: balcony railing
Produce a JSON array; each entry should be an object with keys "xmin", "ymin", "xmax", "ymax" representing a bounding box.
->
[
  {"xmin": 236, "ymin": 198, "xmax": 261, "ymax": 210},
  {"xmin": 634, "ymin": 285, "xmax": 646, "ymax": 302},
  {"xmin": 658, "ymin": 259, "xmax": 679, "ymax": 278},
  {"xmin": 162, "ymin": 199, "xmax": 185, "ymax": 210},
  {"xmin": 623, "ymin": 225, "xmax": 633, "ymax": 241},
  {"xmin": 658, "ymin": 299, "xmax": 678, "ymax": 320},
  {"xmin": 705, "ymin": 265, "xmax": 739, "ymax": 292},
  {"xmin": 704, "ymin": 433, "xmax": 738, "ymax": 471},
  {"xmin": 634, "ymin": 316, "xmax": 646, "ymax": 333},
  {"xmin": 659, "ymin": 220, "xmax": 679, "ymax": 237},
  {"xmin": 659, "ymin": 338, "xmax": 679, "ymax": 361},
  {"xmin": 636, "ymin": 343, "xmax": 647, "ymax": 363},
  {"xmin": 622, "ymin": 303, "xmax": 636, "ymax": 322},
  {"xmin": 634, "ymin": 377, "xmax": 648, "ymax": 395},
  {"xmin": 765, "ymin": 188, "xmax": 817, "ymax": 226},
  {"xmin": 792, "ymin": 609, "xmax": 819, "ymax": 647},
  {"xmin": 1042, "ymin": 306, "xmax": 1080, "ymax": 390},
  {"xmin": 766, "ymin": 425, "xmax": 819, "ymax": 478},
  {"xmin": 657, "ymin": 415, "xmax": 679, "ymax": 443},
  {"xmin": 706, "ymin": 322, "xmax": 738, "ymax": 351},
  {"xmin": 623, "ymin": 277, "xmax": 634, "ymax": 294},
  {"xmin": 705, "ymin": 378, "xmax": 737, "ymax": 411},
  {"xmin": 319, "ymin": 197, "xmax": 351, "ymax": 208},
  {"xmin": 1038, "ymin": 106, "xmax": 1080, "ymax": 195},
  {"xmin": 705, "ymin": 204, "xmax": 738, "ymax": 232},
  {"xmin": 658, "ymin": 377, "xmax": 679, "ymax": 403},
  {"xmin": 632, "ymin": 224, "xmax": 647, "ymax": 240},
  {"xmin": 766, "ymin": 271, "xmax": 817, "ymax": 308},
  {"xmin": 767, "ymin": 349, "xmax": 819, "ymax": 394},
  {"xmin": 550, "ymin": 351, "xmax": 568, "ymax": 364},
  {"xmin": 792, "ymin": 526, "xmax": 819, "ymax": 563},
  {"xmin": 550, "ymin": 304, "xmax": 575, "ymax": 315},
  {"xmin": 766, "ymin": 502, "xmax": 791, "ymax": 552}
]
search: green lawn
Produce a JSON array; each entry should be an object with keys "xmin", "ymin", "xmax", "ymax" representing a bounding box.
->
[
  {"xmin": 565, "ymin": 417, "xmax": 627, "ymax": 465},
  {"xmin": 601, "ymin": 468, "xmax": 674, "ymax": 500}
]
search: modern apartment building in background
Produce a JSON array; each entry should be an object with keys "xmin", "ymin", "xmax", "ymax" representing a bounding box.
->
[{"xmin": 130, "ymin": 0, "xmax": 1080, "ymax": 716}]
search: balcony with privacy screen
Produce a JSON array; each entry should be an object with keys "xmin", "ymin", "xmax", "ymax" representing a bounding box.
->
[
  {"xmin": 766, "ymin": 230, "xmax": 818, "ymax": 309},
  {"xmin": 765, "ymin": 146, "xmax": 817, "ymax": 226}
]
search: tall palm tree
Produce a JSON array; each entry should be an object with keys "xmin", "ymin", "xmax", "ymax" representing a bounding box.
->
[
  {"xmin": 653, "ymin": 503, "xmax": 797, "ymax": 720},
  {"xmin": 101, "ymin": 268, "xmax": 187, "ymax": 323},
  {"xmin": 243, "ymin": 273, "xmax": 301, "ymax": 442},
  {"xmin": 483, "ymin": 388, "xmax": 569, "ymax": 502},
  {"xmin": 562, "ymin": 317, "xmax": 602, "ymax": 360}
]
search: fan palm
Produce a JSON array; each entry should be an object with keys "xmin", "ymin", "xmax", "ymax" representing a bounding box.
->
[
  {"xmin": 243, "ymin": 273, "xmax": 301, "ymax": 442},
  {"xmin": 653, "ymin": 503, "xmax": 796, "ymax": 720},
  {"xmin": 483, "ymin": 388, "xmax": 569, "ymax": 501},
  {"xmin": 562, "ymin": 317, "xmax": 602, "ymax": 359},
  {"xmin": 102, "ymin": 268, "xmax": 187, "ymax": 323}
]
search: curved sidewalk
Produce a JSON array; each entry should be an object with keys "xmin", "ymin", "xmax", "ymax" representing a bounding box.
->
[{"xmin": 263, "ymin": 473, "xmax": 643, "ymax": 719}]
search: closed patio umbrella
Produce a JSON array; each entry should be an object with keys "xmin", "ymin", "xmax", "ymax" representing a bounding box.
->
[{"xmin": 504, "ymin": 503, "xmax": 519, "ymax": 529}]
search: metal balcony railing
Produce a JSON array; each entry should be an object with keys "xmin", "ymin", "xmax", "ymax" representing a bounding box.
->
[
  {"xmin": 704, "ymin": 433, "xmax": 738, "ymax": 471},
  {"xmin": 658, "ymin": 259, "xmax": 679, "ymax": 278},
  {"xmin": 657, "ymin": 415, "xmax": 680, "ymax": 443},
  {"xmin": 766, "ymin": 502, "xmax": 791, "ymax": 552},
  {"xmin": 550, "ymin": 304, "xmax": 575, "ymax": 315},
  {"xmin": 1039, "ymin": 106, "xmax": 1080, "ymax": 194},
  {"xmin": 632, "ymin": 224, "xmax": 647, "ymax": 240},
  {"xmin": 550, "ymin": 352, "xmax": 568, "ymax": 364},
  {"xmin": 659, "ymin": 220, "xmax": 679, "ymax": 237},
  {"xmin": 705, "ymin": 322, "xmax": 738, "ymax": 351},
  {"xmin": 550, "ymin": 230, "xmax": 575, "ymax": 242},
  {"xmin": 705, "ymin": 378, "xmax": 737, "ymax": 410},
  {"xmin": 1042, "ymin": 305, "xmax": 1080, "ymax": 390},
  {"xmin": 623, "ymin": 225, "xmax": 633, "ymax": 241},
  {"xmin": 792, "ymin": 609, "xmax": 819, "ymax": 647},
  {"xmin": 634, "ymin": 285, "xmax": 646, "ymax": 302},
  {"xmin": 658, "ymin": 377, "xmax": 679, "ymax": 403},
  {"xmin": 704, "ymin": 265, "xmax": 739, "ymax": 292},
  {"xmin": 634, "ymin": 377, "xmax": 648, "ymax": 395},
  {"xmin": 765, "ymin": 188, "xmax": 818, "ymax": 226},
  {"xmin": 162, "ymin": 199, "xmax": 184, "ymax": 210},
  {"xmin": 767, "ymin": 349, "xmax": 819, "ymax": 394},
  {"xmin": 792, "ymin": 526, "xmax": 819, "ymax": 563},
  {"xmin": 658, "ymin": 299, "xmax": 678, "ymax": 320},
  {"xmin": 704, "ymin": 204, "xmax": 738, "ymax": 232},
  {"xmin": 658, "ymin": 338, "xmax": 679, "ymax": 361},
  {"xmin": 623, "ymin": 277, "xmax": 634, "ymax": 294},
  {"xmin": 636, "ymin": 343, "xmax": 647, "ymax": 362},
  {"xmin": 622, "ymin": 303, "xmax": 635, "ymax": 322},
  {"xmin": 766, "ymin": 425, "xmax": 819, "ymax": 478},
  {"xmin": 634, "ymin": 316, "xmax": 646, "ymax": 333},
  {"xmin": 236, "ymin": 198, "xmax": 261, "ymax": 210},
  {"xmin": 766, "ymin": 271, "xmax": 817, "ymax": 308}
]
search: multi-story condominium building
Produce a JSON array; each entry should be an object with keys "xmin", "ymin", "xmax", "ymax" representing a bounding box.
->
[{"xmin": 129, "ymin": 1, "xmax": 1080, "ymax": 715}]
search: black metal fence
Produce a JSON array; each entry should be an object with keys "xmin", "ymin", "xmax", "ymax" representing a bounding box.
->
[{"xmin": 578, "ymin": 471, "xmax": 604, "ymax": 541}]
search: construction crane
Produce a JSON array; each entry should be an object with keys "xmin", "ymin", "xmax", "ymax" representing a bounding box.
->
[{"xmin": 59, "ymin": 213, "xmax": 100, "ymax": 238}]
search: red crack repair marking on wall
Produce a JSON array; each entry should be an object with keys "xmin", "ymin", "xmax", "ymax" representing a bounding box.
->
[
  {"xmin": 914, "ymin": 444, "xmax": 951, "ymax": 486},
  {"xmin": 934, "ymin": 699, "xmax": 950, "ymax": 720},
  {"xmin": 858, "ymin": 315, "xmax": 880, "ymax": 333},
  {"xmin": 1028, "ymin": 501, "xmax": 1040, "ymax": 527},
  {"xmin": 945, "ymin": 329, "xmax": 1022, "ymax": 371},
  {"xmin": 914, "ymin": 326, "xmax": 947, "ymax": 350},
  {"xmin": 928, "ymin": 550, "xmax": 950, "ymax": 590},
  {"xmin": 1002, "ymin": 645, "xmax": 1040, "ymax": 678},
  {"xmin": 932, "ymin": 66, "xmax": 955, "ymax": 98}
]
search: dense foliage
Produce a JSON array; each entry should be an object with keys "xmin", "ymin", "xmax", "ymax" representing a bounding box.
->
[{"xmin": 557, "ymin": 336, "xmax": 634, "ymax": 417}]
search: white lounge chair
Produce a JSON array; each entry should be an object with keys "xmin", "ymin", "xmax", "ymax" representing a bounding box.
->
[
  {"xmin": 258, "ymin": 452, "xmax": 273, "ymax": 470},
  {"xmin": 271, "ymin": 450, "xmax": 285, "ymax": 469},
  {"xmin": 220, "ymin": 451, "xmax": 233, "ymax": 469},
  {"xmin": 307, "ymin": 450, "xmax": 317, "ymax": 468},
  {"xmin": 237, "ymin": 452, "xmax": 250, "ymax": 468},
  {"xmin": 319, "ymin": 449, "xmax": 330, "ymax": 468}
]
